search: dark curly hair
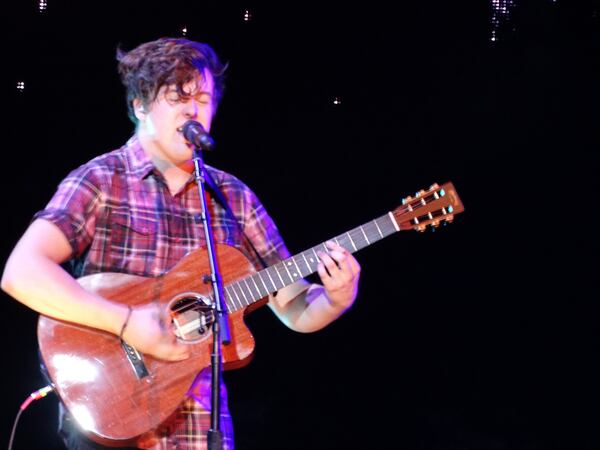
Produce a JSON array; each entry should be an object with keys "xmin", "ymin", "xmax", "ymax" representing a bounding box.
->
[{"xmin": 117, "ymin": 37, "xmax": 227, "ymax": 124}]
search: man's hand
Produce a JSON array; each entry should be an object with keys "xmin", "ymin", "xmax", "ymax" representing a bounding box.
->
[
  {"xmin": 121, "ymin": 303, "xmax": 191, "ymax": 361},
  {"xmin": 316, "ymin": 240, "xmax": 361, "ymax": 311}
]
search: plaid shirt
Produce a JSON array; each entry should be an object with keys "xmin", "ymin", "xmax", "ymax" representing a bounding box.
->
[{"xmin": 36, "ymin": 136, "xmax": 290, "ymax": 450}]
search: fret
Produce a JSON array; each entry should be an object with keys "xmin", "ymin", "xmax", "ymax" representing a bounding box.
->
[
  {"xmin": 283, "ymin": 258, "xmax": 302, "ymax": 281},
  {"xmin": 281, "ymin": 259, "xmax": 295, "ymax": 282},
  {"xmin": 290, "ymin": 256, "xmax": 304, "ymax": 278},
  {"xmin": 360, "ymin": 225, "xmax": 370, "ymax": 245},
  {"xmin": 349, "ymin": 228, "xmax": 367, "ymax": 251},
  {"xmin": 373, "ymin": 218, "xmax": 384, "ymax": 238},
  {"xmin": 345, "ymin": 232, "xmax": 358, "ymax": 251},
  {"xmin": 235, "ymin": 281, "xmax": 250, "ymax": 305},
  {"xmin": 256, "ymin": 272, "xmax": 270, "ymax": 294},
  {"xmin": 241, "ymin": 280, "xmax": 255, "ymax": 304},
  {"xmin": 264, "ymin": 267, "xmax": 280, "ymax": 291},
  {"xmin": 375, "ymin": 214, "xmax": 396, "ymax": 237},
  {"xmin": 311, "ymin": 247, "xmax": 321, "ymax": 264},
  {"xmin": 243, "ymin": 278, "xmax": 260, "ymax": 302},
  {"xmin": 233, "ymin": 282, "xmax": 247, "ymax": 308},
  {"xmin": 295, "ymin": 253, "xmax": 311, "ymax": 276},
  {"xmin": 301, "ymin": 251, "xmax": 314, "ymax": 273},
  {"xmin": 249, "ymin": 275, "xmax": 265, "ymax": 298},
  {"xmin": 270, "ymin": 265, "xmax": 286, "ymax": 289},
  {"xmin": 251, "ymin": 273, "xmax": 269, "ymax": 297},
  {"xmin": 355, "ymin": 227, "xmax": 369, "ymax": 249},
  {"xmin": 223, "ymin": 291, "xmax": 235, "ymax": 312},
  {"xmin": 226, "ymin": 285, "xmax": 243, "ymax": 310},
  {"xmin": 223, "ymin": 286, "xmax": 237, "ymax": 311},
  {"xmin": 363, "ymin": 221, "xmax": 381, "ymax": 243},
  {"xmin": 278, "ymin": 263, "xmax": 294, "ymax": 284},
  {"xmin": 332, "ymin": 235, "xmax": 345, "ymax": 251},
  {"xmin": 387, "ymin": 211, "xmax": 400, "ymax": 231}
]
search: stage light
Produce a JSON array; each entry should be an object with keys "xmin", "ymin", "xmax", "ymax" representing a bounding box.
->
[
  {"xmin": 38, "ymin": 0, "xmax": 47, "ymax": 13},
  {"xmin": 333, "ymin": 97, "xmax": 342, "ymax": 105},
  {"xmin": 490, "ymin": 0, "xmax": 516, "ymax": 42},
  {"xmin": 16, "ymin": 81, "xmax": 25, "ymax": 92},
  {"xmin": 182, "ymin": 26, "xmax": 188, "ymax": 36},
  {"xmin": 243, "ymin": 9, "xmax": 252, "ymax": 22}
]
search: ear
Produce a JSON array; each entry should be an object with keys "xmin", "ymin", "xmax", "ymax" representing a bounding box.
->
[{"xmin": 133, "ymin": 99, "xmax": 146, "ymax": 121}]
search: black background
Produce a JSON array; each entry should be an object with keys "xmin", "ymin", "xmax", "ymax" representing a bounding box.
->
[{"xmin": 1, "ymin": 1, "xmax": 598, "ymax": 449}]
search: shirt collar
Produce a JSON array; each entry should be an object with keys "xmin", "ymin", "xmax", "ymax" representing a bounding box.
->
[
  {"xmin": 124, "ymin": 135, "xmax": 156, "ymax": 180},
  {"xmin": 124, "ymin": 135, "xmax": 201, "ymax": 191}
]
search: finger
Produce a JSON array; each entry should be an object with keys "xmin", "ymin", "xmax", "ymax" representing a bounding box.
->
[
  {"xmin": 317, "ymin": 261, "xmax": 329, "ymax": 280},
  {"xmin": 325, "ymin": 240, "xmax": 348, "ymax": 253},
  {"xmin": 329, "ymin": 251, "xmax": 358, "ymax": 280},
  {"xmin": 325, "ymin": 241, "xmax": 353, "ymax": 266},
  {"xmin": 318, "ymin": 254, "xmax": 350, "ymax": 286},
  {"xmin": 317, "ymin": 262, "xmax": 341, "ymax": 290},
  {"xmin": 317, "ymin": 251, "xmax": 340, "ymax": 274},
  {"xmin": 348, "ymin": 255, "xmax": 361, "ymax": 276},
  {"xmin": 340, "ymin": 253, "xmax": 360, "ymax": 277},
  {"xmin": 317, "ymin": 268, "xmax": 338, "ymax": 292},
  {"xmin": 328, "ymin": 249, "xmax": 347, "ymax": 265}
]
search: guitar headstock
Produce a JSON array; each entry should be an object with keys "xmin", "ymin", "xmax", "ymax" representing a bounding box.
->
[{"xmin": 392, "ymin": 182, "xmax": 464, "ymax": 232}]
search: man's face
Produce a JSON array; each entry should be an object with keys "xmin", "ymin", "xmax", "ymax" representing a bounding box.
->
[{"xmin": 135, "ymin": 69, "xmax": 216, "ymax": 167}]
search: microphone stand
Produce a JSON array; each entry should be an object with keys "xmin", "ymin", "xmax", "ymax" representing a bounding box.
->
[{"xmin": 191, "ymin": 146, "xmax": 231, "ymax": 450}]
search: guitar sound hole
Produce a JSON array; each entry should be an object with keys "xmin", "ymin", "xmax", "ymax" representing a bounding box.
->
[{"xmin": 169, "ymin": 292, "xmax": 214, "ymax": 342}]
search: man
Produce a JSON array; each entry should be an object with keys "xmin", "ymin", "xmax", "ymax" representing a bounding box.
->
[{"xmin": 1, "ymin": 37, "xmax": 360, "ymax": 449}]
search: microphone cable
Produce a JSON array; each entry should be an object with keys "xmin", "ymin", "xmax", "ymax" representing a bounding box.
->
[{"xmin": 8, "ymin": 385, "xmax": 54, "ymax": 450}]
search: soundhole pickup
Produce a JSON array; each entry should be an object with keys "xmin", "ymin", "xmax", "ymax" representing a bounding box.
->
[{"xmin": 170, "ymin": 292, "xmax": 214, "ymax": 342}]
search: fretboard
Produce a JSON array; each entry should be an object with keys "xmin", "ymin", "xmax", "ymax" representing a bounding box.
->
[{"xmin": 223, "ymin": 212, "xmax": 399, "ymax": 312}]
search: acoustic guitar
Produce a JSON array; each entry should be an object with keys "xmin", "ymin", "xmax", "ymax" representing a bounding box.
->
[{"xmin": 37, "ymin": 181, "xmax": 464, "ymax": 447}]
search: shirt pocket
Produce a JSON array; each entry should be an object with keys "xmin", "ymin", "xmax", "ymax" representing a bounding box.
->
[{"xmin": 109, "ymin": 213, "xmax": 158, "ymax": 273}]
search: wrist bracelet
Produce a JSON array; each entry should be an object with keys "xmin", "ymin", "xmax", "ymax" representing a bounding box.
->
[{"xmin": 119, "ymin": 305, "xmax": 133, "ymax": 342}]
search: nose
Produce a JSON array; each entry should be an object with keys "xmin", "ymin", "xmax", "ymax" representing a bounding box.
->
[{"xmin": 183, "ymin": 98, "xmax": 199, "ymax": 119}]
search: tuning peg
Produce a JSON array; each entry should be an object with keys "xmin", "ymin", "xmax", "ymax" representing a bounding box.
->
[
  {"xmin": 428, "ymin": 220, "xmax": 441, "ymax": 232},
  {"xmin": 429, "ymin": 183, "xmax": 439, "ymax": 190}
]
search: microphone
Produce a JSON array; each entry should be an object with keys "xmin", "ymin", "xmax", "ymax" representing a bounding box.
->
[{"xmin": 182, "ymin": 120, "xmax": 215, "ymax": 151}]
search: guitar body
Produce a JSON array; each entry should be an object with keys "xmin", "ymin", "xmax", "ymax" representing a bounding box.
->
[{"xmin": 37, "ymin": 244, "xmax": 265, "ymax": 447}]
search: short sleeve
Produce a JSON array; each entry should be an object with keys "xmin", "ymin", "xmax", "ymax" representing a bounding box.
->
[{"xmin": 33, "ymin": 165, "xmax": 104, "ymax": 258}]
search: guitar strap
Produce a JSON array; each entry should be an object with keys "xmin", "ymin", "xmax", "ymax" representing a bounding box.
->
[{"xmin": 203, "ymin": 169, "xmax": 271, "ymax": 272}]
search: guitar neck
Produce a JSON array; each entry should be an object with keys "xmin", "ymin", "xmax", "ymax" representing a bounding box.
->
[{"xmin": 224, "ymin": 212, "xmax": 400, "ymax": 312}]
